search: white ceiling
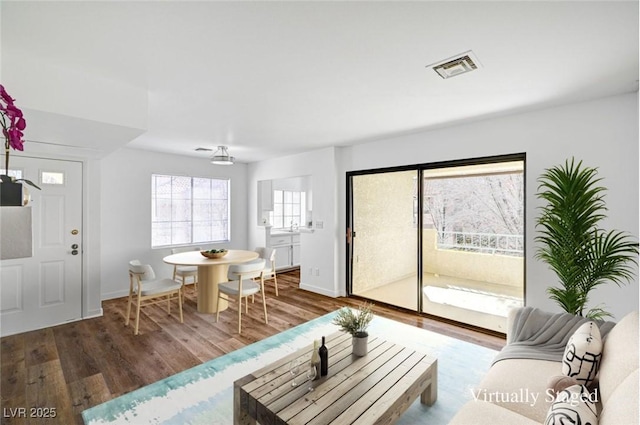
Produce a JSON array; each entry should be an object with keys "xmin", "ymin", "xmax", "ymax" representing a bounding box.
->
[{"xmin": 2, "ymin": 1, "xmax": 638, "ymax": 163}]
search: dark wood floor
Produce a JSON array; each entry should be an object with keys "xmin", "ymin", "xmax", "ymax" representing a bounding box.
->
[{"xmin": 0, "ymin": 270, "xmax": 505, "ymax": 425}]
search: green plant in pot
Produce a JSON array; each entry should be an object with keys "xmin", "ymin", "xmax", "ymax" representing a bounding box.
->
[
  {"xmin": 332, "ymin": 302, "xmax": 374, "ymax": 356},
  {"xmin": 535, "ymin": 158, "xmax": 639, "ymax": 319}
]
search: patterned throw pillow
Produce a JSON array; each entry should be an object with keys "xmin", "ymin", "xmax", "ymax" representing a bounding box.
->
[
  {"xmin": 545, "ymin": 384, "xmax": 598, "ymax": 425},
  {"xmin": 562, "ymin": 321, "xmax": 602, "ymax": 386}
]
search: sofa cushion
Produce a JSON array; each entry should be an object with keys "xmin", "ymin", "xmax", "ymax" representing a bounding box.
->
[
  {"xmin": 561, "ymin": 321, "xmax": 602, "ymax": 386},
  {"xmin": 477, "ymin": 358, "xmax": 560, "ymax": 422},
  {"xmin": 544, "ymin": 384, "xmax": 598, "ymax": 425},
  {"xmin": 599, "ymin": 369, "xmax": 639, "ymax": 425},
  {"xmin": 448, "ymin": 400, "xmax": 540, "ymax": 425},
  {"xmin": 598, "ymin": 311, "xmax": 639, "ymax": 404}
]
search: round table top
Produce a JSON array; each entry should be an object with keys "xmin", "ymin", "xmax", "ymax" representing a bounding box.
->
[{"xmin": 163, "ymin": 249, "xmax": 259, "ymax": 266}]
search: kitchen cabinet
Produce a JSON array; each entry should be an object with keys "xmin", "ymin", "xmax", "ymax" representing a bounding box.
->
[{"xmin": 269, "ymin": 233, "xmax": 300, "ymax": 270}]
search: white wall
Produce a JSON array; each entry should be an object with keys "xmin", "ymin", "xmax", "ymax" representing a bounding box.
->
[
  {"xmin": 100, "ymin": 93, "xmax": 638, "ymax": 321},
  {"xmin": 100, "ymin": 148, "xmax": 249, "ymax": 299},
  {"xmin": 338, "ymin": 93, "xmax": 639, "ymax": 320},
  {"xmin": 84, "ymin": 158, "xmax": 103, "ymax": 318},
  {"xmin": 248, "ymin": 147, "xmax": 340, "ymax": 297}
]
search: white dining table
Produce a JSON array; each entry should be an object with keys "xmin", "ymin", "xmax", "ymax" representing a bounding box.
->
[{"xmin": 163, "ymin": 249, "xmax": 259, "ymax": 313}]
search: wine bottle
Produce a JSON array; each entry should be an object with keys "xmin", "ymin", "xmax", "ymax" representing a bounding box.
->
[
  {"xmin": 319, "ymin": 336, "xmax": 328, "ymax": 376},
  {"xmin": 310, "ymin": 339, "xmax": 321, "ymax": 380}
]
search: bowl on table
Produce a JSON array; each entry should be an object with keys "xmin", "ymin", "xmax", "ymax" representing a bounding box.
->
[{"xmin": 200, "ymin": 249, "xmax": 228, "ymax": 259}]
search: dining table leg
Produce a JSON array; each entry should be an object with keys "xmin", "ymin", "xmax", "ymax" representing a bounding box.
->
[{"xmin": 197, "ymin": 264, "xmax": 229, "ymax": 313}]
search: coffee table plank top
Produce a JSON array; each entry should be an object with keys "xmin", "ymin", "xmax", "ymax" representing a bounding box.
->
[
  {"xmin": 235, "ymin": 331, "xmax": 437, "ymax": 425},
  {"xmin": 280, "ymin": 341, "xmax": 409, "ymax": 423},
  {"xmin": 269, "ymin": 336, "xmax": 391, "ymax": 416},
  {"xmin": 247, "ymin": 332, "xmax": 352, "ymax": 402},
  {"xmin": 351, "ymin": 354, "xmax": 437, "ymax": 425}
]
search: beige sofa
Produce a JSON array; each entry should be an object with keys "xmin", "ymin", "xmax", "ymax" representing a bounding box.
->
[{"xmin": 449, "ymin": 309, "xmax": 639, "ymax": 425}]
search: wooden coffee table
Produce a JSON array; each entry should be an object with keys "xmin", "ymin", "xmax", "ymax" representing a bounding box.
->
[{"xmin": 234, "ymin": 331, "xmax": 437, "ymax": 425}]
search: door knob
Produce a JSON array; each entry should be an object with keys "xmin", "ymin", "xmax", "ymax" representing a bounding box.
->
[
  {"xmin": 71, "ymin": 250, "xmax": 79, "ymax": 255},
  {"xmin": 71, "ymin": 244, "xmax": 79, "ymax": 249}
]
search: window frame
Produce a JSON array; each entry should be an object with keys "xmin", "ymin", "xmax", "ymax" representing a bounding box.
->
[
  {"xmin": 151, "ymin": 174, "xmax": 231, "ymax": 248},
  {"xmin": 270, "ymin": 189, "xmax": 305, "ymax": 229}
]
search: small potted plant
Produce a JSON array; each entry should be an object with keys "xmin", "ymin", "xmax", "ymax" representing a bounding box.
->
[{"xmin": 332, "ymin": 302, "xmax": 374, "ymax": 356}]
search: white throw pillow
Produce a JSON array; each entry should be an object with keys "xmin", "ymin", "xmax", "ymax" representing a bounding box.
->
[
  {"xmin": 562, "ymin": 321, "xmax": 602, "ymax": 386},
  {"xmin": 545, "ymin": 384, "xmax": 598, "ymax": 425}
]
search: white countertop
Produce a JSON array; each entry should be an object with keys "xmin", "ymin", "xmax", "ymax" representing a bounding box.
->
[{"xmin": 270, "ymin": 228, "xmax": 314, "ymax": 235}]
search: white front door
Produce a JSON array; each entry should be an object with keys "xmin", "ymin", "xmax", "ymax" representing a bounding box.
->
[{"xmin": 1, "ymin": 156, "xmax": 83, "ymax": 336}]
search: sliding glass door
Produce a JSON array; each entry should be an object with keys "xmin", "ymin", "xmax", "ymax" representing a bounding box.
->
[
  {"xmin": 419, "ymin": 160, "xmax": 525, "ymax": 332},
  {"xmin": 348, "ymin": 155, "xmax": 525, "ymax": 333},
  {"xmin": 349, "ymin": 170, "xmax": 418, "ymax": 311}
]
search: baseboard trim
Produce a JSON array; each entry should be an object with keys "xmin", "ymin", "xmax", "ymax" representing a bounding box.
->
[
  {"xmin": 299, "ymin": 282, "xmax": 339, "ymax": 298},
  {"xmin": 84, "ymin": 307, "xmax": 103, "ymax": 319},
  {"xmin": 101, "ymin": 290, "xmax": 130, "ymax": 301}
]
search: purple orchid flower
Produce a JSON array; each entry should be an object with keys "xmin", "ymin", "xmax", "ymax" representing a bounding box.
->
[{"xmin": 1, "ymin": 84, "xmax": 28, "ymax": 174}]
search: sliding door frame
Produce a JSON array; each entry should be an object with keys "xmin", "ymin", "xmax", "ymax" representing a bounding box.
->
[
  {"xmin": 346, "ymin": 164, "xmax": 419, "ymax": 297},
  {"xmin": 346, "ymin": 152, "xmax": 527, "ymax": 321}
]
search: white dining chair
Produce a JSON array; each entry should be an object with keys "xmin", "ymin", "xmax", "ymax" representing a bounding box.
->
[
  {"xmin": 216, "ymin": 259, "xmax": 267, "ymax": 334},
  {"xmin": 255, "ymin": 247, "xmax": 279, "ymax": 296},
  {"xmin": 126, "ymin": 260, "xmax": 183, "ymax": 335},
  {"xmin": 171, "ymin": 246, "xmax": 200, "ymax": 296}
]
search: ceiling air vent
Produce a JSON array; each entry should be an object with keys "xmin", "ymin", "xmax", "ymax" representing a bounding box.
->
[{"xmin": 428, "ymin": 51, "xmax": 481, "ymax": 79}]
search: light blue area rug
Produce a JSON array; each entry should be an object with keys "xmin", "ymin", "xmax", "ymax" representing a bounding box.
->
[{"xmin": 82, "ymin": 312, "xmax": 497, "ymax": 425}]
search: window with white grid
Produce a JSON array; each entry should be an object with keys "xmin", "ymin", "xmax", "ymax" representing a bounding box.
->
[
  {"xmin": 152, "ymin": 174, "xmax": 230, "ymax": 247},
  {"xmin": 270, "ymin": 190, "xmax": 304, "ymax": 229}
]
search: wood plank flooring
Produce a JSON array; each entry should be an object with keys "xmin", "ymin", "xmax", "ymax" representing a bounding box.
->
[{"xmin": 0, "ymin": 270, "xmax": 505, "ymax": 425}]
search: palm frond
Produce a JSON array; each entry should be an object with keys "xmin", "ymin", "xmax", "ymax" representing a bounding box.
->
[
  {"xmin": 536, "ymin": 157, "xmax": 639, "ymax": 317},
  {"xmin": 546, "ymin": 286, "xmax": 587, "ymax": 316},
  {"xmin": 585, "ymin": 305, "xmax": 614, "ymax": 320}
]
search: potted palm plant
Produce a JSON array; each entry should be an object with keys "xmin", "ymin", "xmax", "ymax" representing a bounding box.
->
[
  {"xmin": 332, "ymin": 302, "xmax": 374, "ymax": 356},
  {"xmin": 535, "ymin": 158, "xmax": 639, "ymax": 319}
]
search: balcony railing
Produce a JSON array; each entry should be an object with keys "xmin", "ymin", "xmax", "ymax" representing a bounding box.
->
[{"xmin": 437, "ymin": 231, "xmax": 524, "ymax": 256}]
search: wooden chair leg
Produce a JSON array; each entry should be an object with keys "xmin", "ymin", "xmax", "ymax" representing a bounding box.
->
[
  {"xmin": 238, "ymin": 296, "xmax": 243, "ymax": 334},
  {"xmin": 178, "ymin": 291, "xmax": 184, "ymax": 323},
  {"xmin": 125, "ymin": 291, "xmax": 133, "ymax": 326},
  {"xmin": 134, "ymin": 294, "xmax": 142, "ymax": 335},
  {"xmin": 216, "ymin": 294, "xmax": 222, "ymax": 323},
  {"xmin": 180, "ymin": 277, "xmax": 186, "ymax": 304},
  {"xmin": 167, "ymin": 295, "xmax": 171, "ymax": 315},
  {"xmin": 273, "ymin": 274, "xmax": 279, "ymax": 296},
  {"xmin": 261, "ymin": 287, "xmax": 269, "ymax": 325}
]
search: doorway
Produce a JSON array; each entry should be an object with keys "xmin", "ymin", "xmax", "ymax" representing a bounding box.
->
[
  {"xmin": 1, "ymin": 156, "xmax": 83, "ymax": 336},
  {"xmin": 347, "ymin": 154, "xmax": 525, "ymax": 333}
]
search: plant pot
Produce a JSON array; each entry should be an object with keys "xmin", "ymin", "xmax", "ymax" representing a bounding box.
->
[
  {"xmin": 0, "ymin": 177, "xmax": 24, "ymax": 206},
  {"xmin": 352, "ymin": 333, "xmax": 368, "ymax": 357}
]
